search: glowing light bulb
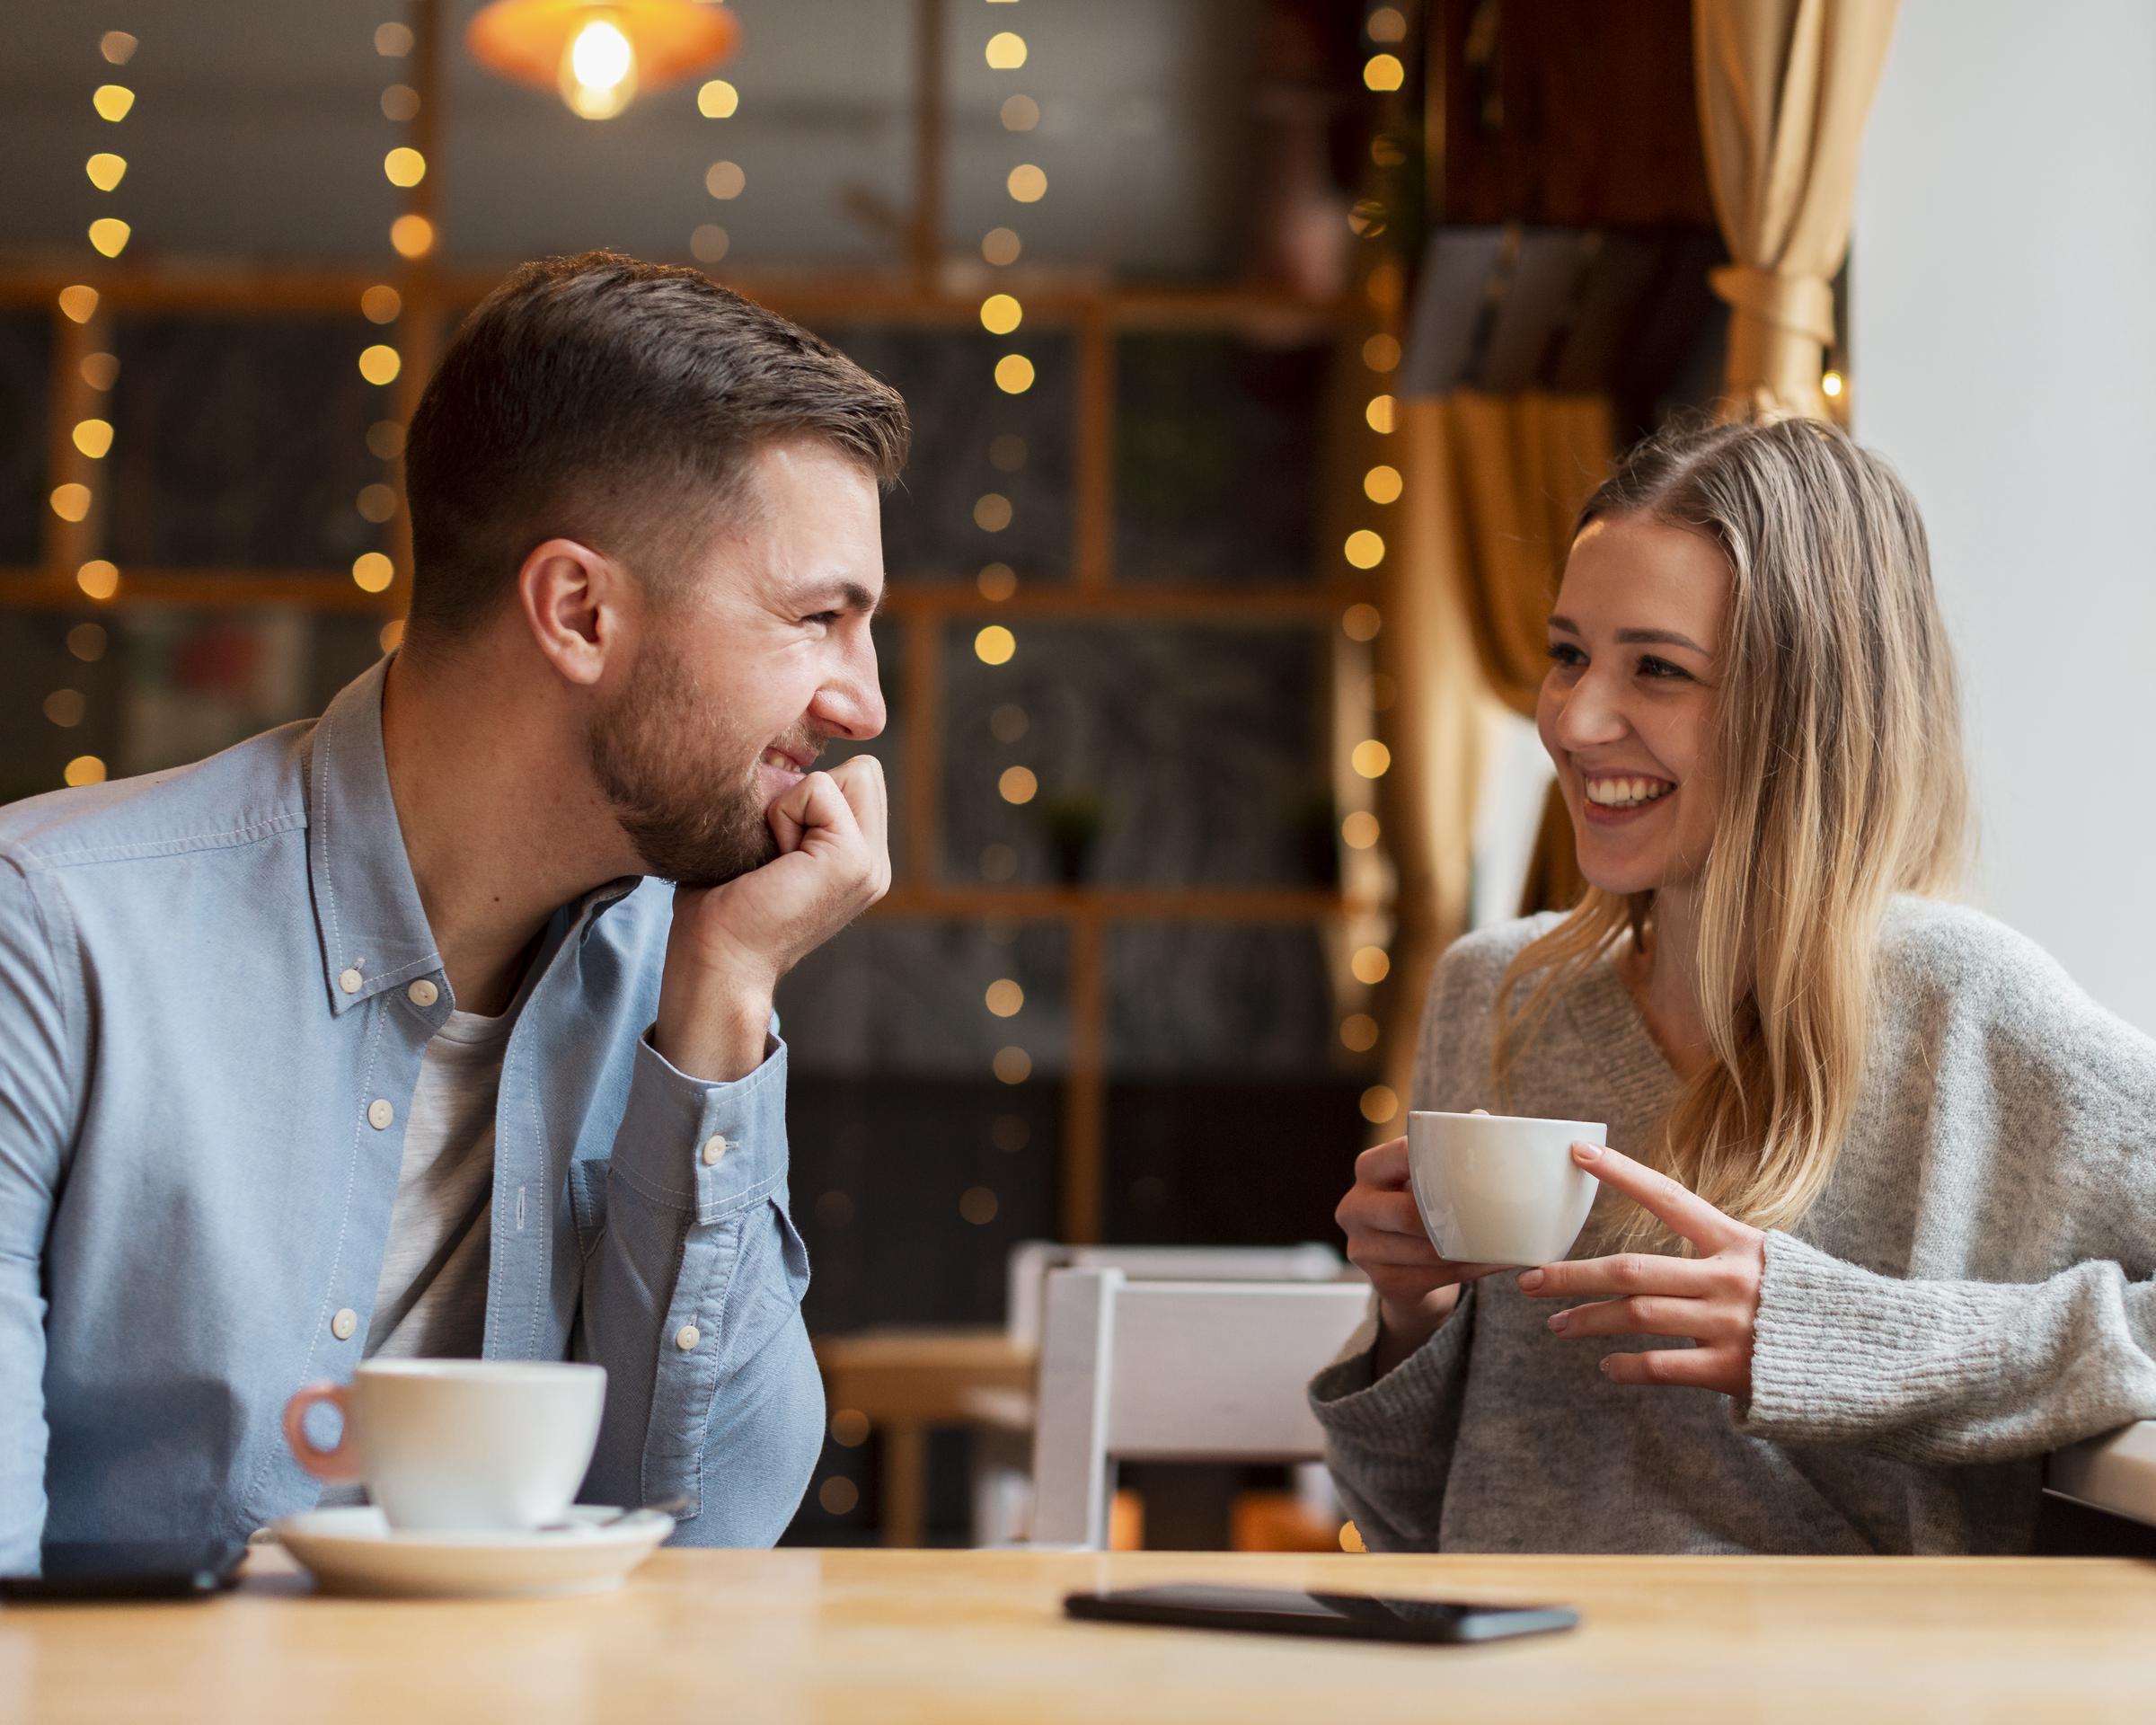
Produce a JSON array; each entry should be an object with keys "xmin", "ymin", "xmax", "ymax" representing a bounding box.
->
[
  {"xmin": 980, "ymin": 293, "xmax": 1023, "ymax": 335},
  {"xmin": 87, "ymin": 218, "xmax": 130, "ymax": 258},
  {"xmin": 384, "ymin": 147, "xmax": 427, "ymax": 188},
  {"xmin": 85, "ymin": 153, "xmax": 127, "ymax": 192},
  {"xmin": 1822, "ymin": 370, "xmax": 1845, "ymax": 398},
  {"xmin": 561, "ymin": 15, "xmax": 638, "ymax": 119},
  {"xmin": 93, "ymin": 84, "xmax": 135, "ymax": 122}
]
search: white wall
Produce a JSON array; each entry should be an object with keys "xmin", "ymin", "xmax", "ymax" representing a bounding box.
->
[{"xmin": 1852, "ymin": 0, "xmax": 2156, "ymax": 1031}]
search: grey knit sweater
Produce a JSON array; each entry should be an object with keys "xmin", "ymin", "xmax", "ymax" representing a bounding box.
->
[{"xmin": 1310, "ymin": 897, "xmax": 2156, "ymax": 1554}]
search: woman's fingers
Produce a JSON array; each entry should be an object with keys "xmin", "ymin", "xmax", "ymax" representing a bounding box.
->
[
  {"xmin": 1353, "ymin": 1137, "xmax": 1409, "ymax": 1187},
  {"xmin": 1543, "ymin": 1294, "xmax": 1721, "ymax": 1342},
  {"xmin": 1515, "ymin": 1250, "xmax": 1723, "ymax": 1301},
  {"xmin": 1597, "ymin": 1344, "xmax": 1745, "ymax": 1393}
]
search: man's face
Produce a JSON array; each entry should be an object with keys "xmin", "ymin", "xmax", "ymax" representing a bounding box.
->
[{"xmin": 586, "ymin": 438, "xmax": 887, "ymax": 888}]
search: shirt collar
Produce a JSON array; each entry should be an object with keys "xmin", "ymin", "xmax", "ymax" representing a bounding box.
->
[
  {"xmin": 305, "ymin": 659, "xmax": 648, "ymax": 1015},
  {"xmin": 305, "ymin": 658, "xmax": 445, "ymax": 1015}
]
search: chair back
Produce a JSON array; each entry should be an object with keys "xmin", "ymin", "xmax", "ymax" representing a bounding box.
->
[
  {"xmin": 1003, "ymin": 1241, "xmax": 1343, "ymax": 1349},
  {"xmin": 1029, "ymin": 1267, "xmax": 1370, "ymax": 1548}
]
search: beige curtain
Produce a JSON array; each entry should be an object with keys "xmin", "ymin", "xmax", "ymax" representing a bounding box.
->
[
  {"xmin": 1694, "ymin": 0, "xmax": 1901, "ymax": 420},
  {"xmin": 1380, "ymin": 392, "xmax": 1613, "ymax": 1111}
]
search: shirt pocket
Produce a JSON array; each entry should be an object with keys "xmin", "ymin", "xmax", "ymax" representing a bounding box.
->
[{"xmin": 566, "ymin": 1158, "xmax": 609, "ymax": 1261}]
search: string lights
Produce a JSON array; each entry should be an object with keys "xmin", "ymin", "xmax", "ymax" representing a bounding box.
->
[
  {"xmin": 971, "ymin": 0, "xmax": 1044, "ymax": 1230},
  {"xmin": 1341, "ymin": 3, "xmax": 1414, "ymax": 1133},
  {"xmin": 51, "ymin": 31, "xmax": 139, "ymax": 788},
  {"xmin": 691, "ymin": 52, "xmax": 743, "ymax": 266},
  {"xmin": 359, "ymin": 19, "xmax": 430, "ymax": 650}
]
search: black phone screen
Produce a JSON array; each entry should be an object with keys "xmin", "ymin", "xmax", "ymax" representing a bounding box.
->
[
  {"xmin": 1063, "ymin": 1583, "xmax": 1578, "ymax": 1644},
  {"xmin": 0, "ymin": 1539, "xmax": 249, "ymax": 1602}
]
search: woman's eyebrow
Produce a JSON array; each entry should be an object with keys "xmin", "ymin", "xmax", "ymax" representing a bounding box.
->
[
  {"xmin": 1546, "ymin": 616, "xmax": 1708, "ymax": 654},
  {"xmin": 1614, "ymin": 627, "xmax": 1708, "ymax": 652}
]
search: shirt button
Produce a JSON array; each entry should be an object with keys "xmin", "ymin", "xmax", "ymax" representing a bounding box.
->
[
  {"xmin": 701, "ymin": 1134, "xmax": 728, "ymax": 1166},
  {"xmin": 338, "ymin": 968, "xmax": 363, "ymax": 995},
  {"xmin": 675, "ymin": 1324, "xmax": 701, "ymax": 1352},
  {"xmin": 407, "ymin": 979, "xmax": 439, "ymax": 1008},
  {"xmin": 367, "ymin": 1099, "xmax": 395, "ymax": 1130},
  {"xmin": 331, "ymin": 1308, "xmax": 358, "ymax": 1341}
]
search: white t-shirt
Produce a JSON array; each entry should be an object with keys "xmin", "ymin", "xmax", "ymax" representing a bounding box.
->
[{"xmin": 362, "ymin": 1005, "xmax": 509, "ymax": 1360}]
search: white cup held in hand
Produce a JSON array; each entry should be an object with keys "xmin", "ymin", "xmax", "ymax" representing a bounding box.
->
[
  {"xmin": 282, "ymin": 1358, "xmax": 606, "ymax": 1533},
  {"xmin": 1407, "ymin": 1110, "xmax": 1605, "ymax": 1267}
]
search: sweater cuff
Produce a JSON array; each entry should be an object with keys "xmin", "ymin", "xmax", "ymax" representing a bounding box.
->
[
  {"xmin": 1738, "ymin": 1229, "xmax": 2005, "ymax": 1445},
  {"xmin": 1308, "ymin": 1284, "xmax": 1477, "ymax": 1457}
]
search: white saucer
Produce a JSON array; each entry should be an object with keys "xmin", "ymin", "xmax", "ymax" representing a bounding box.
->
[{"xmin": 270, "ymin": 1505, "xmax": 673, "ymax": 1599}]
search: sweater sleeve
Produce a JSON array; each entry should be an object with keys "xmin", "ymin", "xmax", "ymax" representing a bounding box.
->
[
  {"xmin": 1305, "ymin": 924, "xmax": 1541, "ymax": 1548},
  {"xmin": 1740, "ymin": 901, "xmax": 2156, "ymax": 1464},
  {"xmin": 1308, "ymin": 1285, "xmax": 1480, "ymax": 1548},
  {"xmin": 1739, "ymin": 1233, "xmax": 2156, "ymax": 1464}
]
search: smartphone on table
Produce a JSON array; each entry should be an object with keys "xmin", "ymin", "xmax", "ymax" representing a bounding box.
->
[
  {"xmin": 0, "ymin": 1539, "xmax": 250, "ymax": 1603},
  {"xmin": 1064, "ymin": 1583, "xmax": 1578, "ymax": 1644}
]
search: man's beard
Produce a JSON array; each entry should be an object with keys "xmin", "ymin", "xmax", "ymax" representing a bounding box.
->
[{"xmin": 585, "ymin": 636, "xmax": 792, "ymax": 890}]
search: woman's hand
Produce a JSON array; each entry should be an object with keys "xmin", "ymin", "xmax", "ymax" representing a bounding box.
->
[
  {"xmin": 1517, "ymin": 1140, "xmax": 1765, "ymax": 1398},
  {"xmin": 1338, "ymin": 1137, "xmax": 1505, "ymax": 1376}
]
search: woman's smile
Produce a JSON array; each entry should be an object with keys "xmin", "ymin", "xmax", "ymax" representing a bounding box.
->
[{"xmin": 1578, "ymin": 769, "xmax": 1677, "ymax": 826}]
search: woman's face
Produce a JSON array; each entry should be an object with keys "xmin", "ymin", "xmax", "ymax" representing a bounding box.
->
[{"xmin": 1536, "ymin": 513, "xmax": 1730, "ymax": 900}]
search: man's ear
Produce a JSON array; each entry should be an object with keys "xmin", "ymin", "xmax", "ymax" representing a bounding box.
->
[{"xmin": 517, "ymin": 537, "xmax": 627, "ymax": 689}]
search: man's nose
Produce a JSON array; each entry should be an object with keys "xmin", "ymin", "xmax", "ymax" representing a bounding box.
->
[{"xmin": 814, "ymin": 646, "xmax": 887, "ymax": 741}]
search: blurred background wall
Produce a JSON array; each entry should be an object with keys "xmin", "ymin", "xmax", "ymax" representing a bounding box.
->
[{"xmin": 1854, "ymin": 0, "xmax": 2156, "ymax": 1036}]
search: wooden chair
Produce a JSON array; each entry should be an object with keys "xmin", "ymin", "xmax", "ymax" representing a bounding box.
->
[{"xmin": 1028, "ymin": 1267, "xmax": 1371, "ymax": 1549}]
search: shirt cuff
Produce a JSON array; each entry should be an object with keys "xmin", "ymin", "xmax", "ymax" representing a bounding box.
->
[{"xmin": 608, "ymin": 1026, "xmax": 791, "ymax": 1222}]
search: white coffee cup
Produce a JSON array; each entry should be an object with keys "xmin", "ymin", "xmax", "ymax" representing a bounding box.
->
[
  {"xmin": 282, "ymin": 1359, "xmax": 606, "ymax": 1532},
  {"xmin": 1407, "ymin": 1110, "xmax": 1607, "ymax": 1267}
]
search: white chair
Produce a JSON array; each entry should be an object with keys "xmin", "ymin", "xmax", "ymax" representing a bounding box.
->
[
  {"xmin": 1028, "ymin": 1267, "xmax": 1372, "ymax": 1549},
  {"xmin": 2046, "ymin": 1421, "xmax": 2156, "ymax": 1529},
  {"xmin": 1003, "ymin": 1241, "xmax": 1347, "ymax": 1351},
  {"xmin": 966, "ymin": 1243, "xmax": 1348, "ymax": 1546}
]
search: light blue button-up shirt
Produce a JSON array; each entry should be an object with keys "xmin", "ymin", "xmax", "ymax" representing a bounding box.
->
[{"xmin": 0, "ymin": 659, "xmax": 822, "ymax": 1569}]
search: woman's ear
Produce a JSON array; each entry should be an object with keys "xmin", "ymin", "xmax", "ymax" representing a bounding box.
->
[{"xmin": 517, "ymin": 537, "xmax": 624, "ymax": 688}]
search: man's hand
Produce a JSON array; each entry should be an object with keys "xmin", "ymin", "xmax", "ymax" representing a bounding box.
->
[
  {"xmin": 1515, "ymin": 1140, "xmax": 1766, "ymax": 1398},
  {"xmin": 653, "ymin": 754, "xmax": 891, "ymax": 1082},
  {"xmin": 1336, "ymin": 1137, "xmax": 1507, "ymax": 1376}
]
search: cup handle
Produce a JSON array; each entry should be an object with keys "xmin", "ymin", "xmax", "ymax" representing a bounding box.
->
[{"xmin": 282, "ymin": 1381, "xmax": 364, "ymax": 1482}]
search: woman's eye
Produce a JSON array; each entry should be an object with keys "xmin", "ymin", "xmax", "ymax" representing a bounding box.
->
[
  {"xmin": 1545, "ymin": 642, "xmax": 1586, "ymax": 668},
  {"xmin": 1638, "ymin": 655, "xmax": 1689, "ymax": 680}
]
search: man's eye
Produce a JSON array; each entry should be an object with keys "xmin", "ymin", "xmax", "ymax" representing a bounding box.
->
[{"xmin": 804, "ymin": 611, "xmax": 842, "ymax": 628}]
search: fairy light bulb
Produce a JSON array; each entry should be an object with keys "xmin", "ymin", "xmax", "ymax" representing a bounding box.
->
[{"xmin": 560, "ymin": 14, "xmax": 637, "ymax": 119}]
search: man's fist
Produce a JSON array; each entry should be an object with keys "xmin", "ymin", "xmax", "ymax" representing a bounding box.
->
[{"xmin": 654, "ymin": 754, "xmax": 891, "ymax": 1081}]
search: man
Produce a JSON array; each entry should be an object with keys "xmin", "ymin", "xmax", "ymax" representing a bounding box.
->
[{"xmin": 0, "ymin": 252, "xmax": 907, "ymax": 1566}]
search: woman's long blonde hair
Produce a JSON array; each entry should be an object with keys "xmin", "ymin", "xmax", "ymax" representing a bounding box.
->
[{"xmin": 1496, "ymin": 418, "xmax": 1967, "ymax": 1250}]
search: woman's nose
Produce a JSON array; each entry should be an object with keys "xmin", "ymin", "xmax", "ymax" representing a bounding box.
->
[{"xmin": 1551, "ymin": 671, "xmax": 1627, "ymax": 749}]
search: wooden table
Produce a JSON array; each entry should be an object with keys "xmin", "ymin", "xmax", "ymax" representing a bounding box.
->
[
  {"xmin": 815, "ymin": 1327, "xmax": 1036, "ymax": 1546},
  {"xmin": 7, "ymin": 1546, "xmax": 2156, "ymax": 1722}
]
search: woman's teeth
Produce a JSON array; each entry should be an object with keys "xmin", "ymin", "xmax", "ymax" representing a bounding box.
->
[{"xmin": 1585, "ymin": 776, "xmax": 1672, "ymax": 809}]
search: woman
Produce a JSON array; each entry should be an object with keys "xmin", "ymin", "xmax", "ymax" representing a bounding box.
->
[{"xmin": 1312, "ymin": 417, "xmax": 2156, "ymax": 1554}]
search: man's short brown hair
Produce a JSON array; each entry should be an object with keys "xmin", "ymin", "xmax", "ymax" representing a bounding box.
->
[{"xmin": 402, "ymin": 251, "xmax": 909, "ymax": 647}]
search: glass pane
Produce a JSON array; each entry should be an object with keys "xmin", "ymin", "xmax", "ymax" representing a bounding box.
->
[
  {"xmin": 106, "ymin": 314, "xmax": 387, "ymax": 571},
  {"xmin": 781, "ymin": 918, "xmax": 1068, "ymax": 1331},
  {"xmin": 0, "ymin": 310, "xmax": 51, "ymax": 567},
  {"xmin": 0, "ymin": 608, "xmax": 384, "ymax": 803},
  {"xmin": 1116, "ymin": 330, "xmax": 1332, "ymax": 585},
  {"xmin": 1106, "ymin": 923, "xmax": 1337, "ymax": 1075},
  {"xmin": 941, "ymin": 620, "xmax": 1330, "ymax": 886},
  {"xmin": 827, "ymin": 324, "xmax": 1074, "ymax": 586},
  {"xmin": 1102, "ymin": 1076, "xmax": 1364, "ymax": 1246}
]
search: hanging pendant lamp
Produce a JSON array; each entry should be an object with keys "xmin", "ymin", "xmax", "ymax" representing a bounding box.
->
[{"xmin": 466, "ymin": 0, "xmax": 739, "ymax": 120}]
